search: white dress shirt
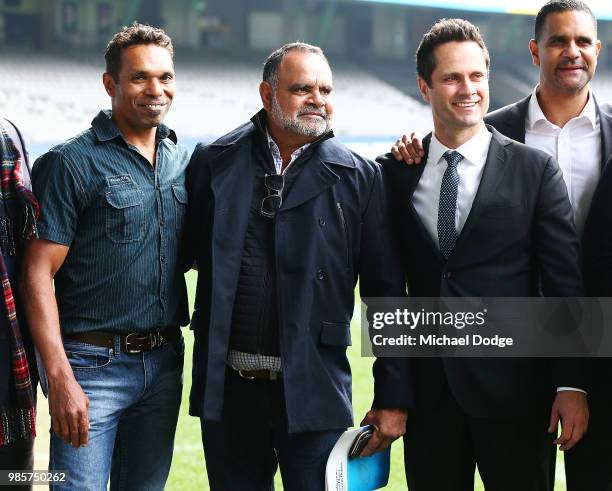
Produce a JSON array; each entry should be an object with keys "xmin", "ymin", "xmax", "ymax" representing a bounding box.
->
[
  {"xmin": 525, "ymin": 87, "xmax": 601, "ymax": 237},
  {"xmin": 412, "ymin": 124, "xmax": 492, "ymax": 247},
  {"xmin": 524, "ymin": 88, "xmax": 598, "ymax": 394}
]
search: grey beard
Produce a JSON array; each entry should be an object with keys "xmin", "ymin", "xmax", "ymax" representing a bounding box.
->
[{"xmin": 270, "ymin": 96, "xmax": 330, "ymax": 137}]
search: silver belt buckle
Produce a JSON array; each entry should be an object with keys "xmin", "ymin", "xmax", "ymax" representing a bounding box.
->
[
  {"xmin": 150, "ymin": 331, "xmax": 160, "ymax": 349},
  {"xmin": 124, "ymin": 333, "xmax": 142, "ymax": 354}
]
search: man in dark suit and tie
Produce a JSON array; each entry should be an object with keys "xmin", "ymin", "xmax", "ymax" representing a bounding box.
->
[
  {"xmin": 488, "ymin": 5, "xmax": 612, "ymax": 485},
  {"xmin": 391, "ymin": 2, "xmax": 612, "ymax": 489},
  {"xmin": 373, "ymin": 18, "xmax": 588, "ymax": 490}
]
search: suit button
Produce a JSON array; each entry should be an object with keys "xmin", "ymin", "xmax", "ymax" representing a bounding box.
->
[
  {"xmin": 317, "ymin": 269, "xmax": 325, "ymax": 280},
  {"xmin": 319, "ymin": 216, "xmax": 326, "ymax": 227}
]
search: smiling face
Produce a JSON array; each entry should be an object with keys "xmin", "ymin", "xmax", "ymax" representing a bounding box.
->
[
  {"xmin": 103, "ymin": 44, "xmax": 175, "ymax": 134},
  {"xmin": 530, "ymin": 10, "xmax": 600, "ymax": 96},
  {"xmin": 261, "ymin": 50, "xmax": 333, "ymax": 140},
  {"xmin": 418, "ymin": 40, "xmax": 489, "ymax": 146}
]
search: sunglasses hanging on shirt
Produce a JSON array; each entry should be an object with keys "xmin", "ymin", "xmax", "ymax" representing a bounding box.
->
[{"xmin": 261, "ymin": 173, "xmax": 284, "ymax": 218}]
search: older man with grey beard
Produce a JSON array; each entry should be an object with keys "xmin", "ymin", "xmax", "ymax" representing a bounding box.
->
[{"xmin": 182, "ymin": 42, "xmax": 408, "ymax": 490}]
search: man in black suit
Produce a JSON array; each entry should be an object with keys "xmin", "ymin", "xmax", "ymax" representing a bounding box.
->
[
  {"xmin": 376, "ymin": 18, "xmax": 588, "ymax": 490},
  {"xmin": 392, "ymin": 2, "xmax": 612, "ymax": 489}
]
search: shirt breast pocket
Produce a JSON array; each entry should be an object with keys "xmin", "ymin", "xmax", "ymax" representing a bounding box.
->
[
  {"xmin": 172, "ymin": 183, "xmax": 188, "ymax": 230},
  {"xmin": 105, "ymin": 185, "xmax": 144, "ymax": 243}
]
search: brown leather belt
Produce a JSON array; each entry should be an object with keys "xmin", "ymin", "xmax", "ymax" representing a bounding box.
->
[
  {"xmin": 228, "ymin": 367, "xmax": 281, "ymax": 381},
  {"xmin": 64, "ymin": 327, "xmax": 181, "ymax": 354}
]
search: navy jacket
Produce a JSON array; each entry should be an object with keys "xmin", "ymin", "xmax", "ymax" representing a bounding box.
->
[{"xmin": 184, "ymin": 117, "xmax": 408, "ymax": 433}]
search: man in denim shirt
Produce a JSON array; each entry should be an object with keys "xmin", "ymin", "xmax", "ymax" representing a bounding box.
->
[{"xmin": 21, "ymin": 24, "xmax": 188, "ymax": 490}]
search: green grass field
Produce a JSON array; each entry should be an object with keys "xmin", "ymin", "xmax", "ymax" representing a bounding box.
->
[{"xmin": 34, "ymin": 271, "xmax": 568, "ymax": 490}]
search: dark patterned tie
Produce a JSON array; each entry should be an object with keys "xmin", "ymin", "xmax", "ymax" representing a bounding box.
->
[{"xmin": 438, "ymin": 150, "xmax": 463, "ymax": 258}]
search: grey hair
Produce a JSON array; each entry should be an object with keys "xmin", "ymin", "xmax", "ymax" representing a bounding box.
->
[{"xmin": 262, "ymin": 42, "xmax": 329, "ymax": 88}]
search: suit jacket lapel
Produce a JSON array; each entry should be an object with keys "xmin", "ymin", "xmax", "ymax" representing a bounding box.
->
[
  {"xmin": 449, "ymin": 128, "xmax": 511, "ymax": 264},
  {"xmin": 393, "ymin": 134, "xmax": 430, "ymax": 198},
  {"xmin": 399, "ymin": 135, "xmax": 444, "ymax": 260},
  {"xmin": 595, "ymin": 96, "xmax": 612, "ymax": 170},
  {"xmin": 408, "ymin": 135, "xmax": 434, "ymax": 228},
  {"xmin": 491, "ymin": 95, "xmax": 529, "ymax": 144}
]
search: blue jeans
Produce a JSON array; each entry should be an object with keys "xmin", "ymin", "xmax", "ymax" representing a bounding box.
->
[
  {"xmin": 201, "ymin": 369, "xmax": 344, "ymax": 491},
  {"xmin": 45, "ymin": 335, "xmax": 183, "ymax": 491}
]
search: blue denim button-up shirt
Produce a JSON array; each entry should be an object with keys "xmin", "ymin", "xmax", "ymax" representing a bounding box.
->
[{"xmin": 32, "ymin": 110, "xmax": 189, "ymax": 334}]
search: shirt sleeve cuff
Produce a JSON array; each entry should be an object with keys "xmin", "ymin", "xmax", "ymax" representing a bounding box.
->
[{"xmin": 37, "ymin": 228, "xmax": 73, "ymax": 247}]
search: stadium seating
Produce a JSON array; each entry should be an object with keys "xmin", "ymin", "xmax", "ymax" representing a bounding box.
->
[
  {"xmin": 0, "ymin": 51, "xmax": 433, "ymax": 147},
  {"xmin": 591, "ymin": 76, "xmax": 612, "ymax": 104}
]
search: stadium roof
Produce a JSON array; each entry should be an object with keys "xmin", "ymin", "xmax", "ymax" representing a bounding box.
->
[{"xmin": 352, "ymin": 0, "xmax": 612, "ymax": 20}]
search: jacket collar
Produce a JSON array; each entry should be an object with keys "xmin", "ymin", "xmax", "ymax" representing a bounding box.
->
[
  {"xmin": 209, "ymin": 113, "xmax": 357, "ymax": 216},
  {"xmin": 250, "ymin": 108, "xmax": 336, "ymax": 155},
  {"xmin": 489, "ymin": 95, "xmax": 530, "ymax": 144},
  {"xmin": 209, "ymin": 109, "xmax": 354, "ymax": 169}
]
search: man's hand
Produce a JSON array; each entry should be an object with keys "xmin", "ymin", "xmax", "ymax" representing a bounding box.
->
[
  {"xmin": 21, "ymin": 239, "xmax": 87, "ymax": 448},
  {"xmin": 548, "ymin": 391, "xmax": 589, "ymax": 451},
  {"xmin": 390, "ymin": 133, "xmax": 424, "ymax": 164},
  {"xmin": 48, "ymin": 372, "xmax": 90, "ymax": 448},
  {"xmin": 358, "ymin": 408, "xmax": 407, "ymax": 457}
]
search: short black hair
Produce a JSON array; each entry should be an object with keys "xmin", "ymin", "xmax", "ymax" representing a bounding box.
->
[
  {"xmin": 534, "ymin": 0, "xmax": 596, "ymax": 41},
  {"xmin": 262, "ymin": 42, "xmax": 328, "ymax": 88},
  {"xmin": 105, "ymin": 22, "xmax": 173, "ymax": 81},
  {"xmin": 416, "ymin": 18, "xmax": 489, "ymax": 87}
]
